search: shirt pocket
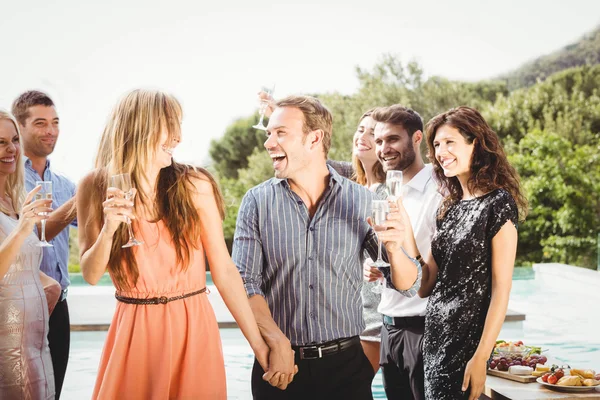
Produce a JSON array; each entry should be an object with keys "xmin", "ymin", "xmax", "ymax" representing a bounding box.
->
[{"xmin": 320, "ymin": 216, "xmax": 362, "ymax": 257}]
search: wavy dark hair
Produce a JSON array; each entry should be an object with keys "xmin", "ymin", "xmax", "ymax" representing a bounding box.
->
[{"xmin": 426, "ymin": 106, "xmax": 528, "ymax": 221}]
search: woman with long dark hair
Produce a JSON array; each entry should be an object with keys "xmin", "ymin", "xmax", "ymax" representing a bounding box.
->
[{"xmin": 384, "ymin": 106, "xmax": 527, "ymax": 399}]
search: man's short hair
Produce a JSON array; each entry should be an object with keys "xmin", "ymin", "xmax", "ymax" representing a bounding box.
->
[
  {"xmin": 371, "ymin": 105, "xmax": 423, "ymax": 137},
  {"xmin": 11, "ymin": 90, "xmax": 55, "ymax": 126},
  {"xmin": 275, "ymin": 95, "xmax": 333, "ymax": 157}
]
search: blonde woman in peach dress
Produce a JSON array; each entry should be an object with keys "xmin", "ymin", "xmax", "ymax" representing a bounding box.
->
[{"xmin": 77, "ymin": 90, "xmax": 270, "ymax": 399}]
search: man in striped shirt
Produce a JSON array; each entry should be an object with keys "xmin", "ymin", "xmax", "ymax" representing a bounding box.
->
[{"xmin": 232, "ymin": 95, "xmax": 421, "ymax": 399}]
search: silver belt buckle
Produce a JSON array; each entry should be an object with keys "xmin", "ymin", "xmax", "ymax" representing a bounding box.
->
[
  {"xmin": 60, "ymin": 288, "xmax": 68, "ymax": 302},
  {"xmin": 299, "ymin": 345, "xmax": 323, "ymax": 360}
]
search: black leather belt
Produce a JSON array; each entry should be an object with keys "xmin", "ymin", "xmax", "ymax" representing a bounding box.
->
[
  {"xmin": 383, "ymin": 315, "xmax": 425, "ymax": 329},
  {"xmin": 293, "ymin": 336, "xmax": 360, "ymax": 360}
]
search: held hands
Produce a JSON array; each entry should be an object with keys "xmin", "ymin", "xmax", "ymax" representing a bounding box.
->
[
  {"xmin": 17, "ymin": 186, "xmax": 53, "ymax": 234},
  {"xmin": 262, "ymin": 344, "xmax": 299, "ymax": 390},
  {"xmin": 103, "ymin": 187, "xmax": 136, "ymax": 236},
  {"xmin": 462, "ymin": 355, "xmax": 487, "ymax": 400}
]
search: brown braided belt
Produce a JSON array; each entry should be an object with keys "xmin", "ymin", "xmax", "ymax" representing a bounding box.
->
[{"xmin": 115, "ymin": 287, "xmax": 207, "ymax": 305}]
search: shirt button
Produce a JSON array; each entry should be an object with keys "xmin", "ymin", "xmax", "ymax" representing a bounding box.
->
[
  {"xmin": 308, "ymin": 257, "xmax": 313, "ymax": 261},
  {"xmin": 309, "ymin": 284, "xmax": 313, "ymax": 289},
  {"xmin": 297, "ymin": 200, "xmax": 302, "ymax": 205},
  {"xmin": 309, "ymin": 227, "xmax": 314, "ymax": 231},
  {"xmin": 310, "ymin": 312, "xmax": 315, "ymax": 318}
]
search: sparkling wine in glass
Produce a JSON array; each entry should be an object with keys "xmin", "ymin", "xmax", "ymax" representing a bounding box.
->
[
  {"xmin": 386, "ymin": 170, "xmax": 403, "ymax": 201},
  {"xmin": 109, "ymin": 173, "xmax": 143, "ymax": 248},
  {"xmin": 371, "ymin": 199, "xmax": 390, "ymax": 294},
  {"xmin": 35, "ymin": 181, "xmax": 53, "ymax": 247},
  {"xmin": 253, "ymin": 83, "xmax": 276, "ymax": 131}
]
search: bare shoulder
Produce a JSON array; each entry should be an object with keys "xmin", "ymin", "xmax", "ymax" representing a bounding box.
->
[
  {"xmin": 186, "ymin": 168, "xmax": 217, "ymax": 195},
  {"xmin": 79, "ymin": 169, "xmax": 104, "ymax": 187}
]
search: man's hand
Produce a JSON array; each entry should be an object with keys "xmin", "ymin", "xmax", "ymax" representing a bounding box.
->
[{"xmin": 262, "ymin": 344, "xmax": 298, "ymax": 390}]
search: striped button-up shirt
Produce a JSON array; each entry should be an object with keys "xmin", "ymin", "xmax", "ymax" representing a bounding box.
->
[{"xmin": 233, "ymin": 165, "xmax": 418, "ymax": 346}]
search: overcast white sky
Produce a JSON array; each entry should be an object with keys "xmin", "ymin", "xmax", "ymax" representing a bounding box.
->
[{"xmin": 1, "ymin": 0, "xmax": 599, "ymax": 183}]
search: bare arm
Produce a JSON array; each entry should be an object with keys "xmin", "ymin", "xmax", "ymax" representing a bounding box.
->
[
  {"xmin": 1, "ymin": 187, "xmax": 51, "ymax": 280},
  {"xmin": 42, "ymin": 196, "xmax": 77, "ymax": 241},
  {"xmin": 191, "ymin": 176, "xmax": 269, "ymax": 371},
  {"xmin": 78, "ymin": 172, "xmax": 134, "ymax": 285},
  {"xmin": 418, "ymin": 253, "xmax": 439, "ymax": 298},
  {"xmin": 462, "ymin": 221, "xmax": 517, "ymax": 399}
]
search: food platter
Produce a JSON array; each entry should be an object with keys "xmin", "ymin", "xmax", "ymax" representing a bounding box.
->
[{"xmin": 536, "ymin": 377, "xmax": 599, "ymax": 392}]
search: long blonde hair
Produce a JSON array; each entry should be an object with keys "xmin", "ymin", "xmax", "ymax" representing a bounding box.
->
[
  {"xmin": 90, "ymin": 89, "xmax": 225, "ymax": 289},
  {"xmin": 0, "ymin": 110, "xmax": 25, "ymax": 215},
  {"xmin": 351, "ymin": 109, "xmax": 385, "ymax": 186}
]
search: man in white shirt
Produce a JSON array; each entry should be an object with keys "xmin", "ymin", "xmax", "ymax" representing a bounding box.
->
[{"xmin": 366, "ymin": 105, "xmax": 442, "ymax": 400}]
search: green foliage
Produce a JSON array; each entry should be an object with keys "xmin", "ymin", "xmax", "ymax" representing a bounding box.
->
[
  {"xmin": 207, "ymin": 45, "xmax": 600, "ymax": 269},
  {"xmin": 208, "ymin": 114, "xmax": 268, "ymax": 179},
  {"xmin": 500, "ymin": 25, "xmax": 600, "ymax": 90},
  {"xmin": 509, "ymin": 130, "xmax": 600, "ymax": 268}
]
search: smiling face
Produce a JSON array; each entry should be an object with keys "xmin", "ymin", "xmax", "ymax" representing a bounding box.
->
[
  {"xmin": 264, "ymin": 106, "xmax": 313, "ymax": 179},
  {"xmin": 19, "ymin": 105, "xmax": 59, "ymax": 158},
  {"xmin": 432, "ymin": 124, "xmax": 475, "ymax": 181},
  {"xmin": 374, "ymin": 122, "xmax": 417, "ymax": 172},
  {"xmin": 0, "ymin": 119, "xmax": 20, "ymax": 177},
  {"xmin": 152, "ymin": 126, "xmax": 180, "ymax": 170},
  {"xmin": 353, "ymin": 116, "xmax": 377, "ymax": 165}
]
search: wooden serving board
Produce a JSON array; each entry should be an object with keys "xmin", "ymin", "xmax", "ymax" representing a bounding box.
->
[{"xmin": 487, "ymin": 368, "xmax": 538, "ymax": 383}]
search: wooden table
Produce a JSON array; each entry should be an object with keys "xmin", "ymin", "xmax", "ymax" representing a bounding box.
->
[{"xmin": 484, "ymin": 376, "xmax": 600, "ymax": 399}]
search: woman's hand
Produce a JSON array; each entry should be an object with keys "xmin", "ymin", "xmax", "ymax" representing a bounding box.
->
[
  {"xmin": 462, "ymin": 355, "xmax": 488, "ymax": 400},
  {"xmin": 17, "ymin": 186, "xmax": 53, "ymax": 234},
  {"xmin": 363, "ymin": 258, "xmax": 383, "ymax": 282},
  {"xmin": 375, "ymin": 198, "xmax": 411, "ymax": 253},
  {"xmin": 258, "ymin": 91, "xmax": 276, "ymax": 118},
  {"xmin": 102, "ymin": 187, "xmax": 136, "ymax": 236}
]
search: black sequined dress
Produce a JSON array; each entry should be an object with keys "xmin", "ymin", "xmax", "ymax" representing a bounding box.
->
[{"xmin": 423, "ymin": 189, "xmax": 518, "ymax": 399}]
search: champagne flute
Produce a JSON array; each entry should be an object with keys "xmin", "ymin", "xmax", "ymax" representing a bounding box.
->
[
  {"xmin": 386, "ymin": 170, "xmax": 403, "ymax": 201},
  {"xmin": 371, "ymin": 199, "xmax": 390, "ymax": 294},
  {"xmin": 35, "ymin": 181, "xmax": 53, "ymax": 247},
  {"xmin": 252, "ymin": 83, "xmax": 276, "ymax": 131},
  {"xmin": 109, "ymin": 173, "xmax": 143, "ymax": 248}
]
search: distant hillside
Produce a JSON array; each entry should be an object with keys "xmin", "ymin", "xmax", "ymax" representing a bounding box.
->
[{"xmin": 501, "ymin": 25, "xmax": 600, "ymax": 90}]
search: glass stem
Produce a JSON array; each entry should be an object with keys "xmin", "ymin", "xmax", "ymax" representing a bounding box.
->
[
  {"xmin": 40, "ymin": 219, "xmax": 47, "ymax": 242},
  {"xmin": 257, "ymin": 113, "xmax": 264, "ymax": 125},
  {"xmin": 377, "ymin": 238, "xmax": 383, "ymax": 263},
  {"xmin": 126, "ymin": 218, "xmax": 135, "ymax": 241}
]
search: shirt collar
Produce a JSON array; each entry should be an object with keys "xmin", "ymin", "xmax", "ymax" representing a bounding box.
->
[
  {"xmin": 23, "ymin": 156, "xmax": 51, "ymax": 171},
  {"xmin": 270, "ymin": 163, "xmax": 344, "ymax": 188},
  {"xmin": 404, "ymin": 164, "xmax": 433, "ymax": 193}
]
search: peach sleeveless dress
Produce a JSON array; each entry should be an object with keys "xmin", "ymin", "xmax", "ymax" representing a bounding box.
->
[{"xmin": 92, "ymin": 219, "xmax": 226, "ymax": 400}]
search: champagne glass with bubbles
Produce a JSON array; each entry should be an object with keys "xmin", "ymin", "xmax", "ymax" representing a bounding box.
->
[
  {"xmin": 35, "ymin": 181, "xmax": 53, "ymax": 247},
  {"xmin": 253, "ymin": 83, "xmax": 276, "ymax": 131},
  {"xmin": 386, "ymin": 170, "xmax": 403, "ymax": 202},
  {"xmin": 109, "ymin": 173, "xmax": 143, "ymax": 248},
  {"xmin": 371, "ymin": 199, "xmax": 391, "ymax": 294}
]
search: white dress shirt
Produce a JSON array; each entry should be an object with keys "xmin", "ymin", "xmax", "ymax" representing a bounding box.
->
[{"xmin": 378, "ymin": 164, "xmax": 442, "ymax": 317}]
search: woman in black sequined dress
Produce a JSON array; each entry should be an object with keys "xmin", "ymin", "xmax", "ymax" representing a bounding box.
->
[{"xmin": 391, "ymin": 107, "xmax": 527, "ymax": 400}]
